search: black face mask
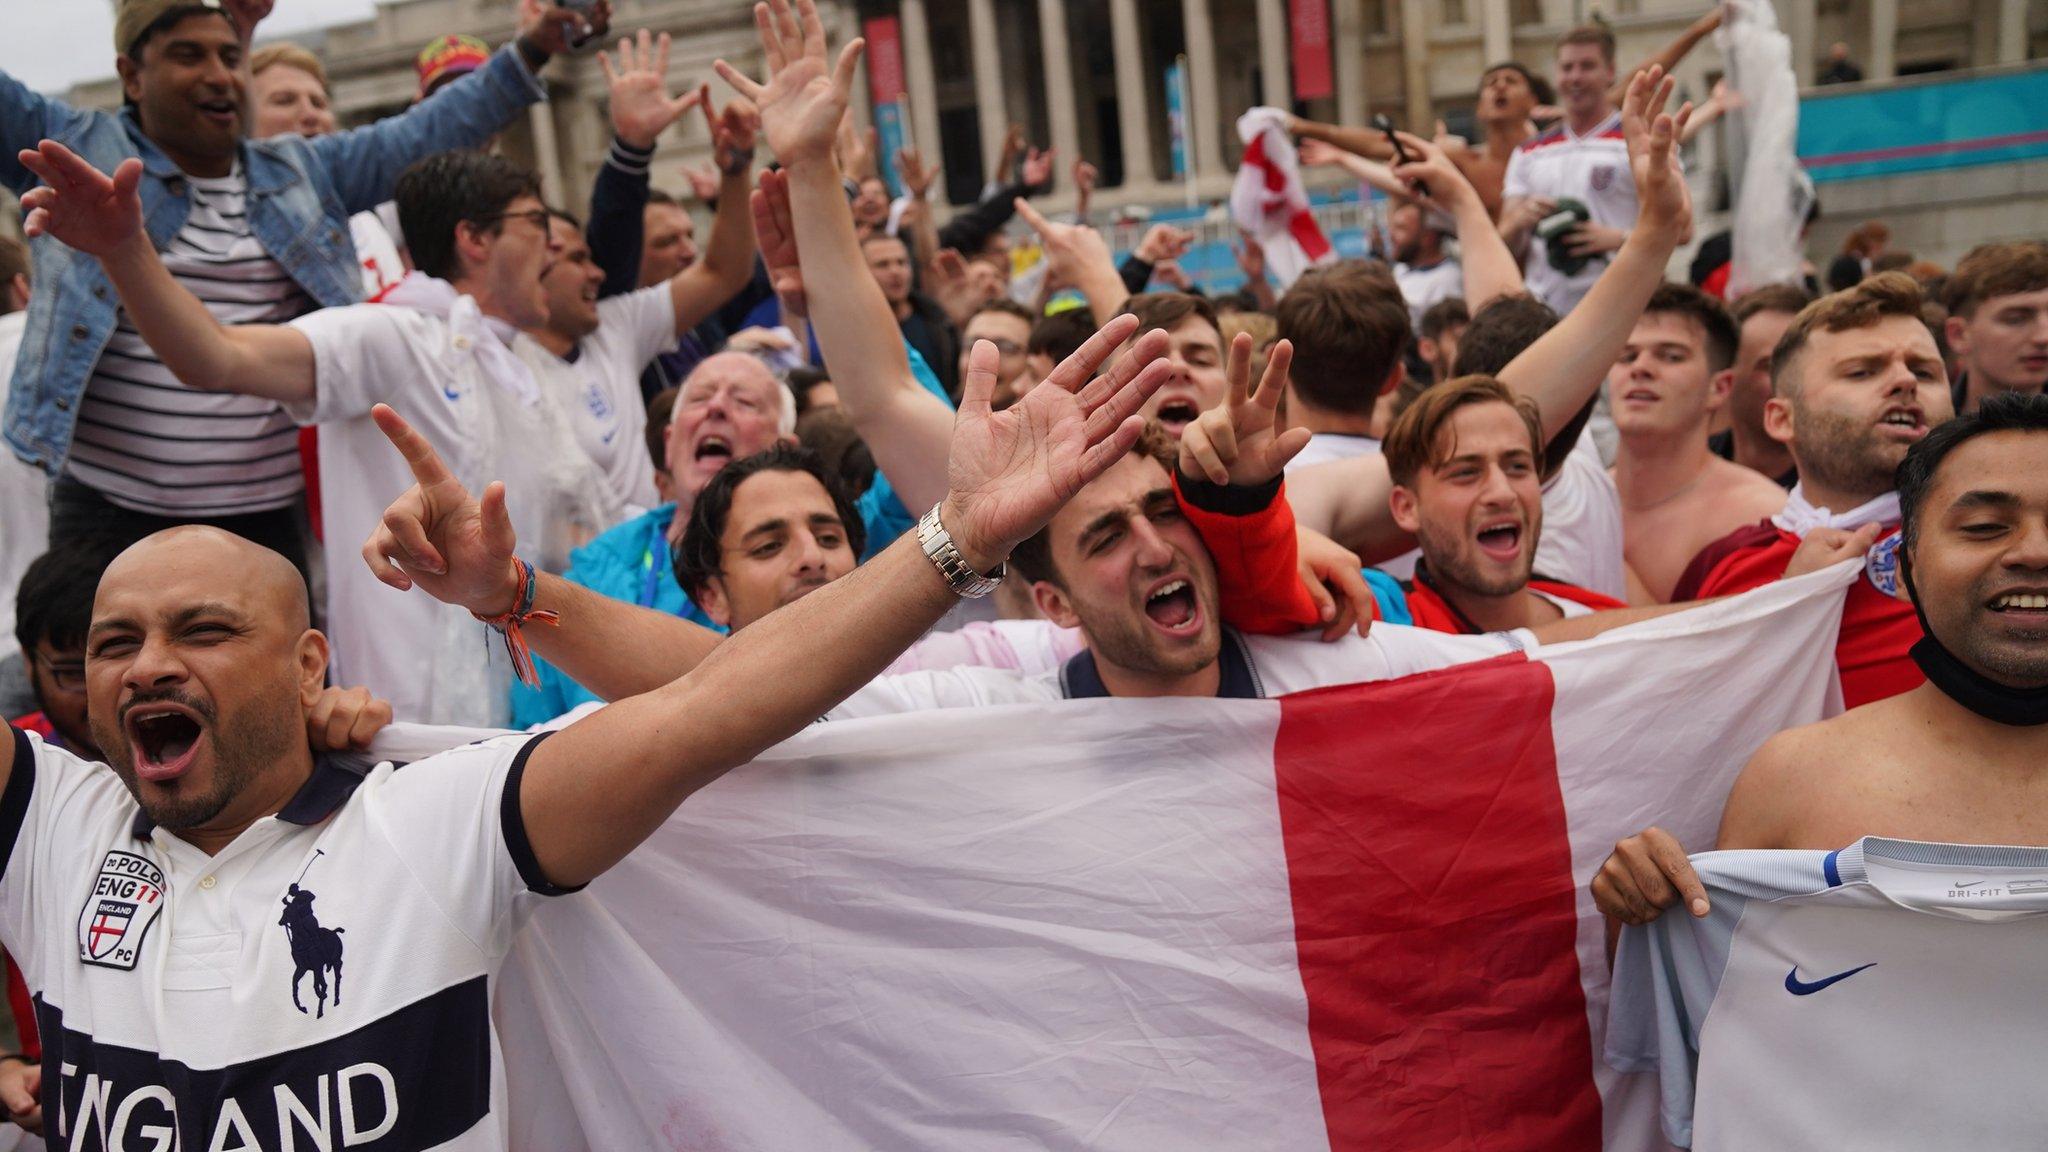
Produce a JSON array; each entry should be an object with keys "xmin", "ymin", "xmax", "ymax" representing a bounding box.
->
[{"xmin": 1902, "ymin": 558, "xmax": 2048, "ymax": 727}]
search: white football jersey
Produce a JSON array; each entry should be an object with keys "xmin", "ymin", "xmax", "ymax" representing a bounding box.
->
[
  {"xmin": 1501, "ymin": 112, "xmax": 1637, "ymax": 315},
  {"xmin": 1607, "ymin": 837, "xmax": 2048, "ymax": 1149}
]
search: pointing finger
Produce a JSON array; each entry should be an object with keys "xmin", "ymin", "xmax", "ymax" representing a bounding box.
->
[{"xmin": 371, "ymin": 404, "xmax": 460, "ymax": 493}]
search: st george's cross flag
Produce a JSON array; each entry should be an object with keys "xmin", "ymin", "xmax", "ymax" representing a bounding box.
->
[
  {"xmin": 470, "ymin": 561, "xmax": 1859, "ymax": 1151},
  {"xmin": 1232, "ymin": 107, "xmax": 1336, "ymax": 289}
]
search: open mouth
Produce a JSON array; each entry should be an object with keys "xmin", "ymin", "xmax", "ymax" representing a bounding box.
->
[
  {"xmin": 197, "ymin": 98, "xmax": 238, "ymax": 126},
  {"xmin": 1143, "ymin": 577, "xmax": 1202, "ymax": 634},
  {"xmin": 693, "ymin": 434, "xmax": 734, "ymax": 468},
  {"xmin": 1990, "ymin": 591, "xmax": 2048, "ymax": 614},
  {"xmin": 1620, "ymin": 388, "xmax": 1659, "ymax": 404},
  {"xmin": 1476, "ymin": 520, "xmax": 1523, "ymax": 561},
  {"xmin": 1876, "ymin": 406, "xmax": 1925, "ymax": 439},
  {"xmin": 123, "ymin": 703, "xmax": 205, "ymax": 784},
  {"xmin": 1154, "ymin": 400, "xmax": 1202, "ymax": 435}
]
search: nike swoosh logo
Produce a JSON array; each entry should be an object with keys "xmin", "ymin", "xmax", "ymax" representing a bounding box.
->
[
  {"xmin": 1785, "ymin": 963, "xmax": 1877, "ymax": 996},
  {"xmin": 1954, "ymin": 881, "xmax": 1993, "ymax": 890}
]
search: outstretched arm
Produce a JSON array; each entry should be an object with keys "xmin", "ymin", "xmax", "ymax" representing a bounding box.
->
[
  {"xmin": 1385, "ymin": 130, "xmax": 1524, "ymax": 313},
  {"xmin": 667, "ymin": 95, "xmax": 762, "ymax": 334},
  {"xmin": 723, "ymin": 11, "xmax": 957, "ymax": 514},
  {"xmin": 588, "ymin": 30, "xmax": 707, "ymax": 298},
  {"xmin": 1497, "ymin": 68, "xmax": 1693, "ymax": 442},
  {"xmin": 1608, "ymin": 5, "xmax": 1724, "ymax": 106},
  {"xmin": 1013, "ymin": 199, "xmax": 1128, "ymax": 324},
  {"xmin": 19, "ymin": 142, "xmax": 314, "ymax": 403},
  {"xmin": 1286, "ymin": 113, "xmax": 1397, "ymax": 162}
]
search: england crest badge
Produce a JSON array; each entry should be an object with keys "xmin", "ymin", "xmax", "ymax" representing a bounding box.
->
[
  {"xmin": 1590, "ymin": 165, "xmax": 1616, "ymax": 192},
  {"xmin": 78, "ymin": 850, "xmax": 167, "ymax": 970},
  {"xmin": 1865, "ymin": 531, "xmax": 1905, "ymax": 599}
]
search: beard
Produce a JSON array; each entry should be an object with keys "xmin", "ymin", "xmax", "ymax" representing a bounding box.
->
[
  {"xmin": 1416, "ymin": 516, "xmax": 1533, "ymax": 598},
  {"xmin": 96, "ymin": 688, "xmax": 303, "ymax": 833},
  {"xmin": 1791, "ymin": 402, "xmax": 1903, "ymax": 504},
  {"xmin": 1080, "ymin": 582, "xmax": 1223, "ymax": 681}
]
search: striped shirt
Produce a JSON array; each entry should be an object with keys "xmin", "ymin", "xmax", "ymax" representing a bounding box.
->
[{"xmin": 68, "ymin": 168, "xmax": 312, "ymax": 516}]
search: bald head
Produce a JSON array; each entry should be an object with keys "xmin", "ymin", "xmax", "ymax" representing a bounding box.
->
[
  {"xmin": 669, "ymin": 352, "xmax": 799, "ymax": 505},
  {"xmin": 100, "ymin": 526, "xmax": 311, "ymax": 635}
]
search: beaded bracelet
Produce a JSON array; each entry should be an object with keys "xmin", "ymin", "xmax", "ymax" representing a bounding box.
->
[{"xmin": 473, "ymin": 558, "xmax": 560, "ymax": 688}]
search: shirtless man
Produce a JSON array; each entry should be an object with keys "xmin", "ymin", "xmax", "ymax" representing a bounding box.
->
[
  {"xmin": 1286, "ymin": 8, "xmax": 1720, "ymax": 219},
  {"xmin": 1609, "ymin": 283, "xmax": 1788, "ymax": 600},
  {"xmin": 1594, "ymin": 391, "xmax": 2048, "ymax": 922}
]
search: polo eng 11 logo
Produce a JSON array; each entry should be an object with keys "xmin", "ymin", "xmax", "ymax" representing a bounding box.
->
[{"xmin": 78, "ymin": 850, "xmax": 167, "ymax": 970}]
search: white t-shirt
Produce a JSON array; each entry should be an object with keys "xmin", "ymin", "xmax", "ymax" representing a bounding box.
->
[
  {"xmin": 1537, "ymin": 433, "xmax": 1627, "ymax": 600},
  {"xmin": 351, "ymin": 210, "xmax": 407, "ymax": 299},
  {"xmin": 0, "ymin": 723, "xmax": 567, "ymax": 1150},
  {"xmin": 0, "ymin": 311, "xmax": 45, "ymax": 667},
  {"xmin": 289, "ymin": 303, "xmax": 613, "ymax": 726},
  {"xmin": 1501, "ymin": 112, "xmax": 1638, "ymax": 315},
  {"xmin": 70, "ymin": 167, "xmax": 311, "ymax": 516},
  {"xmin": 832, "ymin": 625, "xmax": 1529, "ymax": 719},
  {"xmin": 513, "ymin": 285, "xmax": 675, "ymax": 520},
  {"xmin": 1285, "ymin": 432, "xmax": 1382, "ymax": 473},
  {"xmin": 1394, "ymin": 258, "xmax": 1464, "ymax": 328},
  {"xmin": 1608, "ymin": 837, "xmax": 2048, "ymax": 1150}
]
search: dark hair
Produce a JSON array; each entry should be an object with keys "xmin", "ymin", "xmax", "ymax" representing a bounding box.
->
[
  {"xmin": 1028, "ymin": 309, "xmax": 1096, "ymax": 361},
  {"xmin": 125, "ymin": 4, "xmax": 233, "ymax": 60},
  {"xmin": 1383, "ymin": 375, "xmax": 1545, "ymax": 488},
  {"xmin": 1643, "ymin": 281, "xmax": 1740, "ymax": 373},
  {"xmin": 1120, "ymin": 292, "xmax": 1221, "ymax": 345},
  {"xmin": 972, "ymin": 298, "xmax": 1036, "ymax": 326},
  {"xmin": 394, "ymin": 152, "xmax": 542, "ymax": 283},
  {"xmin": 1897, "ymin": 391, "xmax": 2048, "ymax": 558},
  {"xmin": 645, "ymin": 386, "xmax": 678, "ymax": 478},
  {"xmin": 15, "ymin": 539, "xmax": 123, "ymax": 657},
  {"xmin": 672, "ymin": 444, "xmax": 866, "ymax": 601},
  {"xmin": 1452, "ymin": 293, "xmax": 1559, "ymax": 377},
  {"xmin": 1009, "ymin": 423, "xmax": 1177, "ymax": 587},
  {"xmin": 0, "ymin": 235, "xmax": 27, "ymax": 316},
  {"xmin": 546, "ymin": 207, "xmax": 584, "ymax": 232},
  {"xmin": 1732, "ymin": 282, "xmax": 1813, "ymax": 325},
  {"xmin": 646, "ymin": 188, "xmax": 680, "ymax": 209},
  {"xmin": 1276, "ymin": 262, "xmax": 1411, "ymax": 416},
  {"xmin": 1480, "ymin": 61, "xmax": 1555, "ymax": 107},
  {"xmin": 1420, "ymin": 296, "xmax": 1470, "ymax": 342}
]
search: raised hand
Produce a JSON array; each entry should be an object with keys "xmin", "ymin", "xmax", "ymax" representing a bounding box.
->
[
  {"xmin": 714, "ymin": 0, "xmax": 863, "ymax": 168},
  {"xmin": 18, "ymin": 142, "xmax": 145, "ymax": 258},
  {"xmin": 1012, "ymin": 197, "xmax": 1116, "ymax": 287},
  {"xmin": 897, "ymin": 146, "xmax": 938, "ymax": 200},
  {"xmin": 600, "ymin": 30, "xmax": 704, "ymax": 150},
  {"xmin": 221, "ymin": 0, "xmax": 274, "ymax": 40},
  {"xmin": 1296, "ymin": 138, "xmax": 1350, "ymax": 169},
  {"xmin": 941, "ymin": 315, "xmax": 1172, "ymax": 572},
  {"xmin": 518, "ymin": 0, "xmax": 612, "ymax": 57},
  {"xmin": 1233, "ymin": 234, "xmax": 1266, "ymax": 283},
  {"xmin": 704, "ymin": 91, "xmax": 762, "ymax": 175},
  {"xmin": 681, "ymin": 163, "xmax": 722, "ymax": 202},
  {"xmin": 360, "ymin": 405, "xmax": 523, "ymax": 617},
  {"xmin": 1072, "ymin": 158, "xmax": 1098, "ymax": 221},
  {"xmin": 1176, "ymin": 333, "xmax": 1307, "ymax": 487},
  {"xmin": 836, "ymin": 113, "xmax": 878, "ymax": 180},
  {"xmin": 1621, "ymin": 65, "xmax": 1693, "ymax": 241},
  {"xmin": 1133, "ymin": 223, "xmax": 1195, "ymax": 265},
  {"xmin": 750, "ymin": 168, "xmax": 807, "ymax": 320},
  {"xmin": 1021, "ymin": 145, "xmax": 1055, "ymax": 189},
  {"xmin": 1390, "ymin": 130, "xmax": 1480, "ymax": 209}
]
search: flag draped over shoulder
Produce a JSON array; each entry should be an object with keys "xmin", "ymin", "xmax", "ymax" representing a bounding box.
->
[
  {"xmin": 485, "ymin": 563, "xmax": 1859, "ymax": 1151},
  {"xmin": 1231, "ymin": 107, "xmax": 1335, "ymax": 289}
]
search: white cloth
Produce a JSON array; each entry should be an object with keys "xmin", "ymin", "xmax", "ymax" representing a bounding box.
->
[
  {"xmin": 1, "ymin": 725, "xmax": 558, "ymax": 1150},
  {"xmin": 289, "ymin": 284, "xmax": 612, "ymax": 725},
  {"xmin": 1771, "ymin": 485, "xmax": 1900, "ymax": 536},
  {"xmin": 1231, "ymin": 107, "xmax": 1335, "ymax": 289},
  {"xmin": 70, "ymin": 165, "xmax": 309, "ymax": 516},
  {"xmin": 0, "ymin": 312, "xmax": 44, "ymax": 667},
  {"xmin": 1394, "ymin": 258, "xmax": 1464, "ymax": 328},
  {"xmin": 1501, "ymin": 111, "xmax": 1639, "ymax": 315},
  {"xmin": 351, "ymin": 209, "xmax": 408, "ymax": 298},
  {"xmin": 1610, "ymin": 837, "xmax": 2048, "ymax": 1149},
  {"xmin": 1537, "ymin": 433, "xmax": 1629, "ymax": 599},
  {"xmin": 1284, "ymin": 432, "xmax": 1382, "ymax": 472},
  {"xmin": 1717, "ymin": 0, "xmax": 1814, "ymax": 299},
  {"xmin": 513, "ymin": 284, "xmax": 675, "ymax": 521}
]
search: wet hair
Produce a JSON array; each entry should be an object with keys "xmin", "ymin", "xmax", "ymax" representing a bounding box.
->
[
  {"xmin": 1383, "ymin": 375, "xmax": 1545, "ymax": 488},
  {"xmin": 1897, "ymin": 391, "xmax": 2048, "ymax": 557},
  {"xmin": 1642, "ymin": 281, "xmax": 1740, "ymax": 374},
  {"xmin": 395, "ymin": 151, "xmax": 542, "ymax": 283},
  {"xmin": 672, "ymin": 444, "xmax": 867, "ymax": 601}
]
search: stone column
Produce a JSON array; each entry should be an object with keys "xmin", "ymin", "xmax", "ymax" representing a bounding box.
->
[
  {"xmin": 1786, "ymin": 0, "xmax": 1818, "ymax": 87},
  {"xmin": 527, "ymin": 103, "xmax": 567, "ymax": 209},
  {"xmin": 1182, "ymin": 0, "xmax": 1227, "ymax": 181},
  {"xmin": 1333, "ymin": 0, "xmax": 1370, "ymax": 126},
  {"xmin": 1037, "ymin": 0, "xmax": 1083, "ymax": 171},
  {"xmin": 1481, "ymin": 0, "xmax": 1512, "ymax": 64},
  {"xmin": 1997, "ymin": 0, "xmax": 2029, "ymax": 65},
  {"xmin": 1869, "ymin": 0, "xmax": 1898, "ymax": 82},
  {"xmin": 1398, "ymin": 0, "xmax": 1432, "ymax": 130},
  {"xmin": 968, "ymin": 0, "xmax": 1010, "ymax": 186},
  {"xmin": 899, "ymin": 0, "xmax": 946, "ymax": 201},
  {"xmin": 1258, "ymin": 0, "xmax": 1292, "ymax": 109},
  {"xmin": 1109, "ymin": 0, "xmax": 1157, "ymax": 185}
]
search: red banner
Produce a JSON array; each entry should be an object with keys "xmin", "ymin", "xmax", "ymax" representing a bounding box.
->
[
  {"xmin": 863, "ymin": 15, "xmax": 906, "ymax": 105},
  {"xmin": 1290, "ymin": 0, "xmax": 1333, "ymax": 101}
]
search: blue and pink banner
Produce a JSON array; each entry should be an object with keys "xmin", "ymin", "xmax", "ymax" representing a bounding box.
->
[{"xmin": 1798, "ymin": 64, "xmax": 2048, "ymax": 183}]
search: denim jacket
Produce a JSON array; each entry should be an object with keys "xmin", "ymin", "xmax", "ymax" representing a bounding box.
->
[{"xmin": 1, "ymin": 47, "xmax": 546, "ymax": 474}]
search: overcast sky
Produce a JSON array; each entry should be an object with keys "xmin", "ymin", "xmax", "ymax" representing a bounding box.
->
[{"xmin": 9, "ymin": 0, "xmax": 384, "ymax": 96}]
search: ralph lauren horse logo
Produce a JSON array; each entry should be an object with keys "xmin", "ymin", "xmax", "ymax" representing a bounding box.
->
[{"xmin": 280, "ymin": 850, "xmax": 345, "ymax": 1019}]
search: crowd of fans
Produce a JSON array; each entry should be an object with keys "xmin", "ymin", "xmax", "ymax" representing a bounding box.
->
[{"xmin": 0, "ymin": 0, "xmax": 2044, "ymax": 1141}]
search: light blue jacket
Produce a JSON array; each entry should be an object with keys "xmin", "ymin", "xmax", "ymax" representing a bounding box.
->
[{"xmin": 1, "ymin": 47, "xmax": 546, "ymax": 474}]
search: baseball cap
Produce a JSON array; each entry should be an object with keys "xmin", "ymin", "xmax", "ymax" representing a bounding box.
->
[
  {"xmin": 114, "ymin": 0, "xmax": 230, "ymax": 57},
  {"xmin": 416, "ymin": 34, "xmax": 491, "ymax": 99}
]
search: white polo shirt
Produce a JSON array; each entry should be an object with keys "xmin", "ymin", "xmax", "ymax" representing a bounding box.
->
[
  {"xmin": 513, "ymin": 285, "xmax": 676, "ymax": 520},
  {"xmin": 1502, "ymin": 112, "xmax": 1638, "ymax": 315},
  {"xmin": 0, "ymin": 724, "xmax": 566, "ymax": 1150}
]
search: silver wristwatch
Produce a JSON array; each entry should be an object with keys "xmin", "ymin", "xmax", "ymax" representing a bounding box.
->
[{"xmin": 916, "ymin": 504, "xmax": 1005, "ymax": 598}]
